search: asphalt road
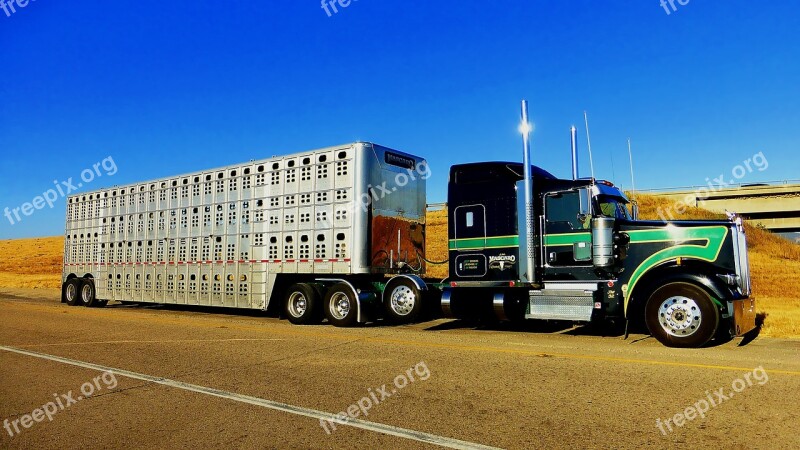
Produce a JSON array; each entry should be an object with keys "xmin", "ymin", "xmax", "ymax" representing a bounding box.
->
[{"xmin": 1, "ymin": 288, "xmax": 798, "ymax": 449}]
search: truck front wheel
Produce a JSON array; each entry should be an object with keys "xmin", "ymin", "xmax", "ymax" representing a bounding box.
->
[{"xmin": 645, "ymin": 282, "xmax": 719, "ymax": 348}]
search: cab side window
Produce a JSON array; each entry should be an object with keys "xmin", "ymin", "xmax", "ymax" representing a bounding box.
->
[{"xmin": 545, "ymin": 192, "xmax": 584, "ymax": 233}]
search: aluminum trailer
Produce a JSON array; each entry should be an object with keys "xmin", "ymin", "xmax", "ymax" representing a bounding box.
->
[{"xmin": 61, "ymin": 142, "xmax": 433, "ymax": 326}]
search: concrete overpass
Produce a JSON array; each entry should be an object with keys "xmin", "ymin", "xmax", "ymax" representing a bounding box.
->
[{"xmin": 641, "ymin": 181, "xmax": 800, "ymax": 233}]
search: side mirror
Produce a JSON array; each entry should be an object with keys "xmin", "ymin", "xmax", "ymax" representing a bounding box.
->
[
  {"xmin": 631, "ymin": 201, "xmax": 639, "ymax": 220},
  {"xmin": 578, "ymin": 189, "xmax": 591, "ymax": 216}
]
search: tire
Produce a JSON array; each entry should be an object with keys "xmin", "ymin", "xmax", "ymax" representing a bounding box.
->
[
  {"xmin": 324, "ymin": 283, "xmax": 359, "ymax": 327},
  {"xmin": 79, "ymin": 279, "xmax": 99, "ymax": 307},
  {"xmin": 64, "ymin": 278, "xmax": 82, "ymax": 306},
  {"xmin": 383, "ymin": 277, "xmax": 423, "ymax": 324},
  {"xmin": 645, "ymin": 282, "xmax": 719, "ymax": 348},
  {"xmin": 503, "ymin": 291, "xmax": 528, "ymax": 324},
  {"xmin": 60, "ymin": 281, "xmax": 69, "ymax": 303},
  {"xmin": 284, "ymin": 283, "xmax": 322, "ymax": 325}
]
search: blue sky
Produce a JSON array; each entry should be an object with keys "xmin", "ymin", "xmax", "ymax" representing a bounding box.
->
[{"xmin": 1, "ymin": 0, "xmax": 798, "ymax": 238}]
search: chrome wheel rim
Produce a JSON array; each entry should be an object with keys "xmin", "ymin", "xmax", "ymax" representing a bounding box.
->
[
  {"xmin": 330, "ymin": 292, "xmax": 351, "ymax": 320},
  {"xmin": 390, "ymin": 285, "xmax": 416, "ymax": 316},
  {"xmin": 658, "ymin": 295, "xmax": 702, "ymax": 337},
  {"xmin": 66, "ymin": 283, "xmax": 77, "ymax": 301},
  {"xmin": 80, "ymin": 283, "xmax": 92, "ymax": 304},
  {"xmin": 288, "ymin": 292, "xmax": 307, "ymax": 318}
]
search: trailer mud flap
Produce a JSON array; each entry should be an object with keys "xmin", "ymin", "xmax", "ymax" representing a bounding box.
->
[{"xmin": 731, "ymin": 297, "xmax": 756, "ymax": 336}]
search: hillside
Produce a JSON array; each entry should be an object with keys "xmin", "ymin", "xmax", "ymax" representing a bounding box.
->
[
  {"xmin": 0, "ymin": 237, "xmax": 63, "ymax": 290},
  {"xmin": 1, "ymin": 194, "xmax": 798, "ymax": 337}
]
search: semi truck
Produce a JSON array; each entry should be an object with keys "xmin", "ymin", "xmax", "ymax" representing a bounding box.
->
[{"xmin": 61, "ymin": 107, "xmax": 757, "ymax": 348}]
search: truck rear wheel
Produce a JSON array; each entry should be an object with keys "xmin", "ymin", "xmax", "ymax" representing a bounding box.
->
[
  {"xmin": 79, "ymin": 279, "xmax": 103, "ymax": 307},
  {"xmin": 383, "ymin": 277, "xmax": 423, "ymax": 324},
  {"xmin": 64, "ymin": 279, "xmax": 82, "ymax": 306},
  {"xmin": 284, "ymin": 283, "xmax": 322, "ymax": 325},
  {"xmin": 645, "ymin": 282, "xmax": 719, "ymax": 348},
  {"xmin": 324, "ymin": 283, "xmax": 358, "ymax": 327}
]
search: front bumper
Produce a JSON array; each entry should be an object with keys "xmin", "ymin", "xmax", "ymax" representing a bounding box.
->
[{"xmin": 730, "ymin": 297, "xmax": 757, "ymax": 336}]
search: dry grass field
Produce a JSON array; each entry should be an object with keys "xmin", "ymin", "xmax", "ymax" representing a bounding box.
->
[
  {"xmin": 1, "ymin": 194, "xmax": 798, "ymax": 337},
  {"xmin": 0, "ymin": 237, "xmax": 63, "ymax": 290}
]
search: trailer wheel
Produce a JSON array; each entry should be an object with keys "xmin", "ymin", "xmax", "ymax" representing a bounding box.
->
[
  {"xmin": 284, "ymin": 283, "xmax": 322, "ymax": 325},
  {"xmin": 64, "ymin": 279, "xmax": 82, "ymax": 306},
  {"xmin": 383, "ymin": 277, "xmax": 423, "ymax": 324},
  {"xmin": 645, "ymin": 282, "xmax": 719, "ymax": 348},
  {"xmin": 79, "ymin": 279, "xmax": 100, "ymax": 307},
  {"xmin": 324, "ymin": 283, "xmax": 358, "ymax": 327}
]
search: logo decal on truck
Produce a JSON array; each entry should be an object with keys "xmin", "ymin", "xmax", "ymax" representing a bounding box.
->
[
  {"xmin": 489, "ymin": 254, "xmax": 516, "ymax": 271},
  {"xmin": 384, "ymin": 152, "xmax": 416, "ymax": 170}
]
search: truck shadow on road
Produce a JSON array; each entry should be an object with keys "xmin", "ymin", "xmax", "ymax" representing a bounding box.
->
[
  {"xmin": 422, "ymin": 318, "xmax": 762, "ymax": 348},
  {"xmin": 104, "ymin": 302, "xmax": 763, "ymax": 348}
]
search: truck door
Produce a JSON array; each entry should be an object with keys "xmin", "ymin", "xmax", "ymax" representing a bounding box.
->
[
  {"xmin": 452, "ymin": 204, "xmax": 488, "ymax": 277},
  {"xmin": 543, "ymin": 190, "xmax": 592, "ymax": 267}
]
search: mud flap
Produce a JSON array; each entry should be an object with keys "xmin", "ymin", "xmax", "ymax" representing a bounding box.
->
[{"xmin": 731, "ymin": 297, "xmax": 756, "ymax": 336}]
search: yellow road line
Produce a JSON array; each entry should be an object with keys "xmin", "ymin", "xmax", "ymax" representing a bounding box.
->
[{"xmin": 16, "ymin": 338, "xmax": 285, "ymax": 348}]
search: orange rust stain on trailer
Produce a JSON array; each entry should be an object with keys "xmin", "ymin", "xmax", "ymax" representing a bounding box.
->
[{"xmin": 370, "ymin": 215, "xmax": 425, "ymax": 272}]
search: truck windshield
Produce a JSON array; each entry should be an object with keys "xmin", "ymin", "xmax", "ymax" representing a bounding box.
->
[{"xmin": 596, "ymin": 196, "xmax": 632, "ymax": 220}]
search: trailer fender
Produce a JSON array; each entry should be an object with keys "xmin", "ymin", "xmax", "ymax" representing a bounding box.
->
[{"xmin": 390, "ymin": 274, "xmax": 428, "ymax": 291}]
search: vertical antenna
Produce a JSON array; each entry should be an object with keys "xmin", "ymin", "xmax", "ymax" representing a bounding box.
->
[
  {"xmin": 627, "ymin": 138, "xmax": 637, "ymax": 199},
  {"xmin": 583, "ymin": 111, "xmax": 596, "ymax": 180}
]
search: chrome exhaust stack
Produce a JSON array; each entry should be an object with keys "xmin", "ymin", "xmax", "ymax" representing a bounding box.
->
[
  {"xmin": 570, "ymin": 125, "xmax": 579, "ymax": 180},
  {"xmin": 519, "ymin": 100, "xmax": 536, "ymax": 283}
]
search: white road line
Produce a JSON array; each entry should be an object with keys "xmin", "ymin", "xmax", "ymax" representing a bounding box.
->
[{"xmin": 0, "ymin": 345, "xmax": 500, "ymax": 450}]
